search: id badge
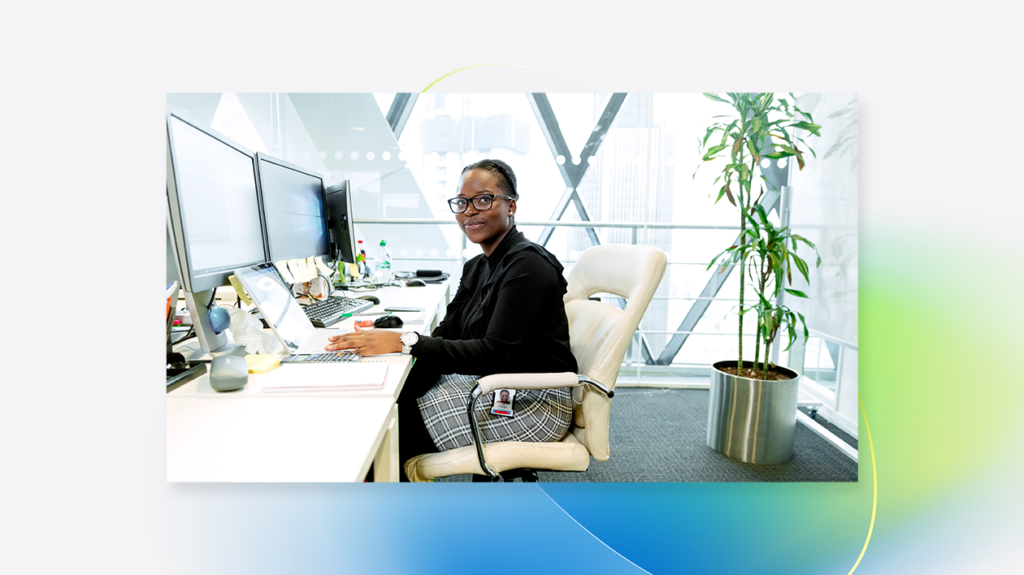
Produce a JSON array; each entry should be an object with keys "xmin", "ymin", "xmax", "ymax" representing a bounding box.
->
[{"xmin": 491, "ymin": 388, "xmax": 516, "ymax": 417}]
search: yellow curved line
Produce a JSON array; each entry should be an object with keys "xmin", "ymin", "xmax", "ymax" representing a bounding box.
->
[
  {"xmin": 421, "ymin": 64, "xmax": 597, "ymax": 92},
  {"xmin": 848, "ymin": 394, "xmax": 877, "ymax": 575},
  {"xmin": 421, "ymin": 64, "xmax": 496, "ymax": 92}
]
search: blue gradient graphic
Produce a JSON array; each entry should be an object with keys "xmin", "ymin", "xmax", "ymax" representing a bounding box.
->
[{"xmin": 159, "ymin": 230, "xmax": 1024, "ymax": 575}]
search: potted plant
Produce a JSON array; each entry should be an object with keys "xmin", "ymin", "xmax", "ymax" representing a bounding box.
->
[{"xmin": 696, "ymin": 92, "xmax": 822, "ymax": 463}]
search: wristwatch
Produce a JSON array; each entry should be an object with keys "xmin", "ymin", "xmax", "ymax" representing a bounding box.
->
[{"xmin": 400, "ymin": 331, "xmax": 419, "ymax": 355}]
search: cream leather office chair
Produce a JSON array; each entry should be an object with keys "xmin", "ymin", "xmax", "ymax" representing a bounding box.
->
[{"xmin": 404, "ymin": 244, "xmax": 667, "ymax": 482}]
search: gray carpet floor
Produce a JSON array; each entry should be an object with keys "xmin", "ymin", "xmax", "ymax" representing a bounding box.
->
[{"xmin": 439, "ymin": 388, "xmax": 858, "ymax": 483}]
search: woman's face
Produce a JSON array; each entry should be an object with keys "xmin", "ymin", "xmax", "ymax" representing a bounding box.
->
[{"xmin": 455, "ymin": 169, "xmax": 516, "ymax": 255}]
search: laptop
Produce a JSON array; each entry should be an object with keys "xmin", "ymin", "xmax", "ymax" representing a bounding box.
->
[{"xmin": 234, "ymin": 262, "xmax": 352, "ymax": 356}]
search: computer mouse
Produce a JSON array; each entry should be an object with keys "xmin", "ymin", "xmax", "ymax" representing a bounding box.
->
[
  {"xmin": 406, "ymin": 279, "xmax": 426, "ymax": 287},
  {"xmin": 373, "ymin": 315, "xmax": 404, "ymax": 329},
  {"xmin": 359, "ymin": 295, "xmax": 381, "ymax": 305},
  {"xmin": 209, "ymin": 306, "xmax": 230, "ymax": 334},
  {"xmin": 209, "ymin": 354, "xmax": 248, "ymax": 392}
]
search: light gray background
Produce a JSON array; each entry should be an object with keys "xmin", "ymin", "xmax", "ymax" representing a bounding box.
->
[{"xmin": 2, "ymin": 1, "xmax": 1022, "ymax": 573}]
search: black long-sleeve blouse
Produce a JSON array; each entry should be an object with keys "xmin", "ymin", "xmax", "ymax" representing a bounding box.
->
[{"xmin": 410, "ymin": 226, "xmax": 578, "ymax": 377}]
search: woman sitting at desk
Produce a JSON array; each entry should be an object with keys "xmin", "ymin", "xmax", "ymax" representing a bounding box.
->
[{"xmin": 324, "ymin": 159, "xmax": 577, "ymax": 480}]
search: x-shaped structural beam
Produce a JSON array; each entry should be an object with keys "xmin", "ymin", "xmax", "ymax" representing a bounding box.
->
[
  {"xmin": 653, "ymin": 186, "xmax": 783, "ymax": 365},
  {"xmin": 527, "ymin": 93, "xmax": 627, "ymax": 247},
  {"xmin": 386, "ymin": 93, "xmax": 418, "ymax": 139},
  {"xmin": 526, "ymin": 93, "xmax": 658, "ymax": 363}
]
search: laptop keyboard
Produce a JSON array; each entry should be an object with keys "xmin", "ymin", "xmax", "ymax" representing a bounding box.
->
[{"xmin": 303, "ymin": 297, "xmax": 374, "ymax": 327}]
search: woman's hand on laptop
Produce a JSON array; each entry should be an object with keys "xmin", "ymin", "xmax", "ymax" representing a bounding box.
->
[{"xmin": 325, "ymin": 325, "xmax": 402, "ymax": 355}]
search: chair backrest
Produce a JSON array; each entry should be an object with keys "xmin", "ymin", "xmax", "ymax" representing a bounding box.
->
[{"xmin": 563, "ymin": 244, "xmax": 666, "ymax": 460}]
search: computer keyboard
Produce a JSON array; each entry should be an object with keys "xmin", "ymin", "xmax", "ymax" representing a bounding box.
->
[
  {"xmin": 280, "ymin": 351, "xmax": 360, "ymax": 364},
  {"xmin": 303, "ymin": 297, "xmax": 374, "ymax": 327}
]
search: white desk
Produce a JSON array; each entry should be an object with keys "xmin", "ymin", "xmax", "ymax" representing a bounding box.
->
[
  {"xmin": 167, "ymin": 281, "xmax": 449, "ymax": 482},
  {"xmin": 167, "ymin": 396, "xmax": 397, "ymax": 482}
]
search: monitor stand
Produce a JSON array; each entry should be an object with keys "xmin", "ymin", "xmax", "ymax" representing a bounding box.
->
[
  {"xmin": 180, "ymin": 288, "xmax": 243, "ymax": 360},
  {"xmin": 174, "ymin": 339, "xmax": 245, "ymax": 362}
]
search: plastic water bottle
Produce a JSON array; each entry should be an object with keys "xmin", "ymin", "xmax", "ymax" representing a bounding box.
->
[
  {"xmin": 374, "ymin": 240, "xmax": 393, "ymax": 284},
  {"xmin": 356, "ymin": 240, "xmax": 368, "ymax": 278}
]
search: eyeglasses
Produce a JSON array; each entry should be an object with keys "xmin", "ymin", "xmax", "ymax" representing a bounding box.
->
[{"xmin": 447, "ymin": 193, "xmax": 515, "ymax": 214}]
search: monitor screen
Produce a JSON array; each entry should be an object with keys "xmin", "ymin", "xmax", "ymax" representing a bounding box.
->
[
  {"xmin": 234, "ymin": 263, "xmax": 315, "ymax": 353},
  {"xmin": 325, "ymin": 180, "xmax": 357, "ymax": 264},
  {"xmin": 167, "ymin": 114, "xmax": 267, "ymax": 292},
  {"xmin": 257, "ymin": 155, "xmax": 329, "ymax": 262}
]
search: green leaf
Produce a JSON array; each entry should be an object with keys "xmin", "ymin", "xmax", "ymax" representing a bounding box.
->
[
  {"xmin": 701, "ymin": 126, "xmax": 718, "ymax": 150},
  {"xmin": 792, "ymin": 233, "xmax": 816, "ymax": 250},
  {"xmin": 721, "ymin": 120, "xmax": 739, "ymax": 145},
  {"xmin": 793, "ymin": 255, "xmax": 810, "ymax": 283},
  {"xmin": 746, "ymin": 140, "xmax": 759, "ymax": 162},
  {"xmin": 708, "ymin": 244, "xmax": 739, "ymax": 270},
  {"xmin": 704, "ymin": 93, "xmax": 729, "ymax": 103},
  {"xmin": 791, "ymin": 234, "xmax": 822, "ymax": 267},
  {"xmin": 783, "ymin": 322, "xmax": 797, "ymax": 351},
  {"xmin": 787, "ymin": 121, "xmax": 822, "ymax": 136},
  {"xmin": 744, "ymin": 210, "xmax": 761, "ymax": 234},
  {"xmin": 784, "ymin": 288, "xmax": 809, "ymax": 298},
  {"xmin": 796, "ymin": 136, "xmax": 818, "ymax": 158},
  {"xmin": 753, "ymin": 203, "xmax": 769, "ymax": 224},
  {"xmin": 702, "ymin": 143, "xmax": 727, "ymax": 161}
]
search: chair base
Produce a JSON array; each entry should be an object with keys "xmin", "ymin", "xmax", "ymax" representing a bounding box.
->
[
  {"xmin": 404, "ymin": 438, "xmax": 591, "ymax": 482},
  {"xmin": 469, "ymin": 469, "xmax": 538, "ymax": 482}
]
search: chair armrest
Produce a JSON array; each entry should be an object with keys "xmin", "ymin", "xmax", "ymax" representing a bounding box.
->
[
  {"xmin": 476, "ymin": 372, "xmax": 614, "ymax": 398},
  {"xmin": 476, "ymin": 372, "xmax": 575, "ymax": 394},
  {"xmin": 467, "ymin": 373, "xmax": 614, "ymax": 480}
]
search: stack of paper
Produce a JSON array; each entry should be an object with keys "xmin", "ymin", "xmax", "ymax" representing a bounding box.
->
[{"xmin": 260, "ymin": 362, "xmax": 389, "ymax": 393}]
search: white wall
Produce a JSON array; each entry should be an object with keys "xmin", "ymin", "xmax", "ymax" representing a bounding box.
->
[
  {"xmin": 787, "ymin": 93, "xmax": 859, "ymax": 436},
  {"xmin": 786, "ymin": 93, "xmax": 859, "ymax": 345}
]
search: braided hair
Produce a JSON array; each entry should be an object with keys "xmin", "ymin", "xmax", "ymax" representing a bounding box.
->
[{"xmin": 460, "ymin": 159, "xmax": 518, "ymax": 200}]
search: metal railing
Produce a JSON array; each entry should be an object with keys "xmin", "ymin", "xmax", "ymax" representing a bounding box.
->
[
  {"xmin": 354, "ymin": 217, "xmax": 756, "ymax": 376},
  {"xmin": 355, "ymin": 217, "xmax": 740, "ymax": 265}
]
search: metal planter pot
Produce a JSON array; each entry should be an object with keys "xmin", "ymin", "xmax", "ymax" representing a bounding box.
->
[{"xmin": 707, "ymin": 361, "xmax": 799, "ymax": 464}]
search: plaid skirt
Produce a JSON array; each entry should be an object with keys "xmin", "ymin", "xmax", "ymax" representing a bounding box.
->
[{"xmin": 417, "ymin": 373, "xmax": 573, "ymax": 452}]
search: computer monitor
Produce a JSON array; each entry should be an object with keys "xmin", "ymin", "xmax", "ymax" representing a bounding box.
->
[
  {"xmin": 166, "ymin": 215, "xmax": 182, "ymax": 287},
  {"xmin": 325, "ymin": 180, "xmax": 357, "ymax": 264},
  {"xmin": 166, "ymin": 111, "xmax": 268, "ymax": 354},
  {"xmin": 255, "ymin": 153, "xmax": 330, "ymax": 262},
  {"xmin": 166, "ymin": 112, "xmax": 268, "ymax": 294}
]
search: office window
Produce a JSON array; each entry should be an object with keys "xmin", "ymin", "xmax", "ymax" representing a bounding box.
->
[
  {"xmin": 397, "ymin": 93, "xmax": 566, "ymax": 263},
  {"xmin": 165, "ymin": 92, "xmax": 857, "ymax": 384}
]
